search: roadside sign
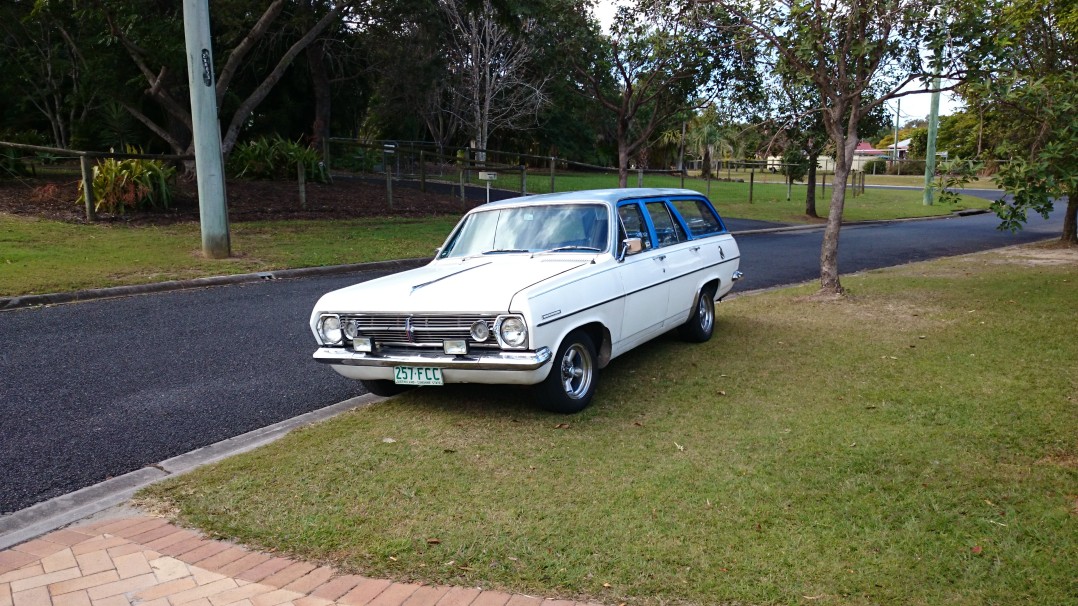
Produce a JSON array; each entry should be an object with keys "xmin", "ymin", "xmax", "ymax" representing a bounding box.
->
[{"xmin": 478, "ymin": 171, "xmax": 498, "ymax": 181}]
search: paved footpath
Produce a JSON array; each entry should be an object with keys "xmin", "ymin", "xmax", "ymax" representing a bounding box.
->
[{"xmin": 0, "ymin": 517, "xmax": 600, "ymax": 606}]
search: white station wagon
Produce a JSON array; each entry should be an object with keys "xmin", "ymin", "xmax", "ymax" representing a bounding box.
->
[{"xmin": 310, "ymin": 188, "xmax": 742, "ymax": 413}]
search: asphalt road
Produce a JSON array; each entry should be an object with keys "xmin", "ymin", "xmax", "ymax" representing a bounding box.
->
[{"xmin": 0, "ymin": 197, "xmax": 1066, "ymax": 513}]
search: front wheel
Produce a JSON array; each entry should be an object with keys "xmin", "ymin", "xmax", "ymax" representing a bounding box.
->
[
  {"xmin": 679, "ymin": 287, "xmax": 716, "ymax": 343},
  {"xmin": 534, "ymin": 329, "xmax": 598, "ymax": 414},
  {"xmin": 360, "ymin": 379, "xmax": 410, "ymax": 397}
]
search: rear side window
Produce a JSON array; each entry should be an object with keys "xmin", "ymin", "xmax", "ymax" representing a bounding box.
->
[
  {"xmin": 646, "ymin": 202, "xmax": 687, "ymax": 247},
  {"xmin": 671, "ymin": 199, "xmax": 724, "ymax": 237}
]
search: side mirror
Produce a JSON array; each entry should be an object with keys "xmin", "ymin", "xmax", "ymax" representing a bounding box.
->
[{"xmin": 618, "ymin": 237, "xmax": 643, "ymax": 261}]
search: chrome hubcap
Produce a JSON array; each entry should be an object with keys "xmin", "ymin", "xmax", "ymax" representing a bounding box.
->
[
  {"xmin": 698, "ymin": 295, "xmax": 714, "ymax": 333},
  {"xmin": 560, "ymin": 343, "xmax": 593, "ymax": 400}
]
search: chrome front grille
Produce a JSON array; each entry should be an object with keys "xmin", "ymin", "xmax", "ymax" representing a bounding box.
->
[{"xmin": 340, "ymin": 313, "xmax": 499, "ymax": 348}]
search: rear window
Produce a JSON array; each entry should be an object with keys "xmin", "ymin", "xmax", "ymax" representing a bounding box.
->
[{"xmin": 671, "ymin": 199, "xmax": 724, "ymax": 237}]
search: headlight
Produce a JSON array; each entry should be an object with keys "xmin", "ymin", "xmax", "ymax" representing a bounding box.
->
[
  {"xmin": 318, "ymin": 314, "xmax": 343, "ymax": 345},
  {"xmin": 470, "ymin": 320, "xmax": 490, "ymax": 342},
  {"xmin": 343, "ymin": 318, "xmax": 359, "ymax": 340},
  {"xmin": 498, "ymin": 316, "xmax": 527, "ymax": 348}
]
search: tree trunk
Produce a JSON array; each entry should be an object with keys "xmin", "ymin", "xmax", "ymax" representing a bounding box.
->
[
  {"xmin": 1063, "ymin": 195, "xmax": 1077, "ymax": 244},
  {"xmin": 818, "ymin": 138, "xmax": 858, "ymax": 294},
  {"xmin": 618, "ymin": 143, "xmax": 630, "ymax": 188},
  {"xmin": 307, "ymin": 40, "xmax": 332, "ymax": 159},
  {"xmin": 805, "ymin": 159, "xmax": 818, "ymax": 217},
  {"xmin": 702, "ymin": 146, "xmax": 712, "ymax": 179}
]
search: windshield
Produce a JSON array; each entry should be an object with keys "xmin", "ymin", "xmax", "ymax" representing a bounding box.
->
[{"xmin": 440, "ymin": 204, "xmax": 610, "ymax": 258}]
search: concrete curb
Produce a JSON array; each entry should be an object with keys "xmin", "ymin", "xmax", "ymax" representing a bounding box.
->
[
  {"xmin": 0, "ymin": 258, "xmax": 431, "ymax": 312},
  {"xmin": 0, "ymin": 393, "xmax": 381, "ymax": 550}
]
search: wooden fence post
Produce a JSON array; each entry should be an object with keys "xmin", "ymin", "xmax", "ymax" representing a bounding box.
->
[
  {"xmin": 297, "ymin": 162, "xmax": 307, "ymax": 209},
  {"xmin": 420, "ymin": 150, "xmax": 426, "ymax": 192},
  {"xmin": 79, "ymin": 155, "xmax": 96, "ymax": 222},
  {"xmin": 549, "ymin": 156, "xmax": 555, "ymax": 194},
  {"xmin": 749, "ymin": 169, "xmax": 755, "ymax": 204}
]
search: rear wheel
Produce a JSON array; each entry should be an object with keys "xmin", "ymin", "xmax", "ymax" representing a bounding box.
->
[
  {"xmin": 534, "ymin": 329, "xmax": 598, "ymax": 414},
  {"xmin": 360, "ymin": 379, "xmax": 410, "ymax": 397},
  {"xmin": 679, "ymin": 287, "xmax": 716, "ymax": 343}
]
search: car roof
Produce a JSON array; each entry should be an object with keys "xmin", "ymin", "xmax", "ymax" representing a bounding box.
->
[{"xmin": 477, "ymin": 188, "xmax": 706, "ymax": 210}]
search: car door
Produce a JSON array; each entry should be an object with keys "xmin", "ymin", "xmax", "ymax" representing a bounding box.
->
[
  {"xmin": 614, "ymin": 201, "xmax": 669, "ymax": 350},
  {"xmin": 643, "ymin": 200, "xmax": 698, "ymax": 326}
]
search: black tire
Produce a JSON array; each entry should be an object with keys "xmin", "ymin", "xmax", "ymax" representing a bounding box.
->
[
  {"xmin": 534, "ymin": 329, "xmax": 599, "ymax": 414},
  {"xmin": 679, "ymin": 287, "xmax": 716, "ymax": 343},
  {"xmin": 360, "ymin": 379, "xmax": 410, "ymax": 397}
]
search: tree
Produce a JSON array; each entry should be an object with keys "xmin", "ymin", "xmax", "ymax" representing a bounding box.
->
[
  {"xmin": 963, "ymin": 0, "xmax": 1077, "ymax": 244},
  {"xmin": 0, "ymin": 2, "xmax": 105, "ymax": 148},
  {"xmin": 70, "ymin": 0, "xmax": 354, "ymax": 162},
  {"xmin": 568, "ymin": 1, "xmax": 722, "ymax": 187},
  {"xmin": 684, "ymin": 109, "xmax": 726, "ymax": 179},
  {"xmin": 705, "ymin": 0, "xmax": 980, "ymax": 294},
  {"xmin": 439, "ymin": 0, "xmax": 549, "ymax": 161}
]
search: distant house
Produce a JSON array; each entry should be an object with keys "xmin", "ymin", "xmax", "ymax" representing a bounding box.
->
[
  {"xmin": 889, "ymin": 138, "xmax": 911, "ymax": 160},
  {"xmin": 792, "ymin": 141, "xmax": 890, "ymax": 172}
]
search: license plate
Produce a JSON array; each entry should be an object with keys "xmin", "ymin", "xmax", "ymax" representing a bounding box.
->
[{"xmin": 394, "ymin": 366, "xmax": 444, "ymax": 386}]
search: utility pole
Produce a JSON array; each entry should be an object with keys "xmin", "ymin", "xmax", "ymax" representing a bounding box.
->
[
  {"xmin": 183, "ymin": 0, "xmax": 230, "ymax": 258},
  {"xmin": 891, "ymin": 99, "xmax": 900, "ymax": 173},
  {"xmin": 923, "ymin": 64, "xmax": 943, "ymax": 206}
]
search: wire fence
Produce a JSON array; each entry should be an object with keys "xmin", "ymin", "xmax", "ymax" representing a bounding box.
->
[
  {"xmin": 325, "ymin": 138, "xmax": 878, "ymax": 204},
  {"xmin": 2, "ymin": 136, "xmax": 983, "ymax": 221}
]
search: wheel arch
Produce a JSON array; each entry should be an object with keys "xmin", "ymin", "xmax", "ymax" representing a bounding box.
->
[
  {"xmin": 572, "ymin": 321, "xmax": 612, "ymax": 369},
  {"xmin": 691, "ymin": 278, "xmax": 720, "ymax": 311}
]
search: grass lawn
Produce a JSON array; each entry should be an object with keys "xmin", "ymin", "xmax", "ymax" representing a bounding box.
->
[
  {"xmin": 0, "ymin": 215, "xmax": 458, "ymax": 296},
  {"xmin": 137, "ymin": 244, "xmax": 1078, "ymax": 606},
  {"xmin": 477, "ymin": 172, "xmax": 992, "ymax": 224}
]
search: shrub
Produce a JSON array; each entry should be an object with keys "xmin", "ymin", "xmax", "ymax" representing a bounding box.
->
[
  {"xmin": 888, "ymin": 159, "xmax": 925, "ymax": 175},
  {"xmin": 77, "ymin": 147, "xmax": 176, "ymax": 213},
  {"xmin": 0, "ymin": 149, "xmax": 31, "ymax": 179},
  {"xmin": 228, "ymin": 136, "xmax": 329, "ymax": 182},
  {"xmin": 862, "ymin": 158, "xmax": 887, "ymax": 174}
]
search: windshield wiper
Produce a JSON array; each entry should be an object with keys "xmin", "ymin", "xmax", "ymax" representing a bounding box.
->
[
  {"xmin": 538, "ymin": 245, "xmax": 603, "ymax": 254},
  {"xmin": 481, "ymin": 248, "xmax": 530, "ymax": 254}
]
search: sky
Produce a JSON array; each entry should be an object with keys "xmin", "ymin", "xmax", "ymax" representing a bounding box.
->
[{"xmin": 590, "ymin": 0, "xmax": 963, "ymax": 124}]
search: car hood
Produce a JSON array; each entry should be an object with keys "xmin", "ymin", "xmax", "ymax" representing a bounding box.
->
[{"xmin": 314, "ymin": 255, "xmax": 593, "ymax": 314}]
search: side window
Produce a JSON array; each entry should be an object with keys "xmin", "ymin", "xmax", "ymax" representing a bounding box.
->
[
  {"xmin": 646, "ymin": 202, "xmax": 686, "ymax": 247},
  {"xmin": 618, "ymin": 203, "xmax": 652, "ymax": 250},
  {"xmin": 671, "ymin": 199, "xmax": 724, "ymax": 237}
]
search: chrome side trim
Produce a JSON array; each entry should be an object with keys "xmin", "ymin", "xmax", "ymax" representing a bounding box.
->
[{"xmin": 313, "ymin": 346, "xmax": 553, "ymax": 371}]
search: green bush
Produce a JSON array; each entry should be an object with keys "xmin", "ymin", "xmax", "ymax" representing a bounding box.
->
[
  {"xmin": 77, "ymin": 147, "xmax": 176, "ymax": 213},
  {"xmin": 228, "ymin": 136, "xmax": 329, "ymax": 182},
  {"xmin": 862, "ymin": 158, "xmax": 887, "ymax": 174},
  {"xmin": 0, "ymin": 149, "xmax": 31, "ymax": 179},
  {"xmin": 889, "ymin": 159, "xmax": 926, "ymax": 175}
]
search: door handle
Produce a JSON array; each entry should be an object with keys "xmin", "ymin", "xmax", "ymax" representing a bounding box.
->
[
  {"xmin": 690, "ymin": 246, "xmax": 700, "ymax": 252},
  {"xmin": 656, "ymin": 254, "xmax": 666, "ymax": 261}
]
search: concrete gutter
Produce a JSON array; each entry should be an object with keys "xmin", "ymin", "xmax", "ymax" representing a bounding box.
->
[{"xmin": 0, "ymin": 393, "xmax": 382, "ymax": 550}]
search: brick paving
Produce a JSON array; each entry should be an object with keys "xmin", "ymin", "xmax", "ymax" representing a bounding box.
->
[{"xmin": 0, "ymin": 517, "xmax": 603, "ymax": 606}]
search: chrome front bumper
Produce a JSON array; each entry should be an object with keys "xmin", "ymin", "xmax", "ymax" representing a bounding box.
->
[{"xmin": 313, "ymin": 346, "xmax": 553, "ymax": 371}]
